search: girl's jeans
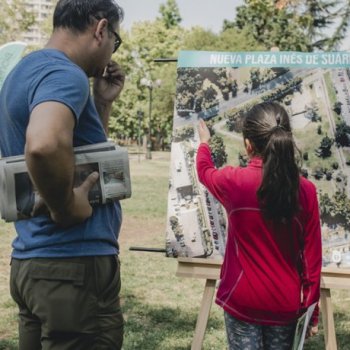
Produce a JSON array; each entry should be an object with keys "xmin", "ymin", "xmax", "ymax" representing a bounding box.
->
[{"xmin": 224, "ymin": 311, "xmax": 296, "ymax": 350}]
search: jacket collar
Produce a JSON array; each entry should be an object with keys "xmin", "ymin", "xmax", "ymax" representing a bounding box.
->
[{"xmin": 248, "ymin": 156, "xmax": 263, "ymax": 168}]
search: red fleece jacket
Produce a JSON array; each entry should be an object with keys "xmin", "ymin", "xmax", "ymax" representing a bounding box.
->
[{"xmin": 196, "ymin": 143, "xmax": 322, "ymax": 326}]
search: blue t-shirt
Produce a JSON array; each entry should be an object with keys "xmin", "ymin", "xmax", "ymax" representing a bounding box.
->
[{"xmin": 0, "ymin": 49, "xmax": 122, "ymax": 258}]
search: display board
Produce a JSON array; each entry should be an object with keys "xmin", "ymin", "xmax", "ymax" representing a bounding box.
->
[{"xmin": 166, "ymin": 50, "xmax": 350, "ymax": 269}]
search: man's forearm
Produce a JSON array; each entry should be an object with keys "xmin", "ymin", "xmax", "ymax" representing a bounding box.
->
[
  {"xmin": 94, "ymin": 99, "xmax": 112, "ymax": 135},
  {"xmin": 25, "ymin": 144, "xmax": 75, "ymax": 215}
]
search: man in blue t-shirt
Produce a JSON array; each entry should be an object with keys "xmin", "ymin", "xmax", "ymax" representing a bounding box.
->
[{"xmin": 0, "ymin": 0, "xmax": 126, "ymax": 348}]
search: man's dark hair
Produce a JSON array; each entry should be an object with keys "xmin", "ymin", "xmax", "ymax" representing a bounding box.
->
[{"xmin": 53, "ymin": 0, "xmax": 124, "ymax": 32}]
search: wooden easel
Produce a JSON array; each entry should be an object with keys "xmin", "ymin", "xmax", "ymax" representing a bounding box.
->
[{"xmin": 176, "ymin": 257, "xmax": 350, "ymax": 350}]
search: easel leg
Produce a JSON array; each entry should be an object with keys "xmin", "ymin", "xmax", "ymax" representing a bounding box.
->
[
  {"xmin": 320, "ymin": 288, "xmax": 337, "ymax": 350},
  {"xmin": 191, "ymin": 279, "xmax": 216, "ymax": 350}
]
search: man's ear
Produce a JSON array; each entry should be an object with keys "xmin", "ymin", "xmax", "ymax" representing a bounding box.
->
[{"xmin": 94, "ymin": 18, "xmax": 108, "ymax": 43}]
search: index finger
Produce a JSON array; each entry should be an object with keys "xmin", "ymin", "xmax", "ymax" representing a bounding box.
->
[{"xmin": 106, "ymin": 61, "xmax": 121, "ymax": 71}]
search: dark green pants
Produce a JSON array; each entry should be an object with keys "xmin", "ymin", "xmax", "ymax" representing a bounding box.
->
[{"xmin": 10, "ymin": 255, "xmax": 124, "ymax": 350}]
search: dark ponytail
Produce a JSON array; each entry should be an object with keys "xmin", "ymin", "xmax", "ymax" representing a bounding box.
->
[{"xmin": 243, "ymin": 102, "xmax": 300, "ymax": 222}]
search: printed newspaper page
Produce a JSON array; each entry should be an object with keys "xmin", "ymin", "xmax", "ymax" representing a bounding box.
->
[
  {"xmin": 0, "ymin": 142, "xmax": 131, "ymax": 222},
  {"xmin": 292, "ymin": 303, "xmax": 317, "ymax": 350}
]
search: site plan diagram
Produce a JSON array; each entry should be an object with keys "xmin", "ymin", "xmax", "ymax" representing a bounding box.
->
[{"xmin": 165, "ymin": 50, "xmax": 350, "ymax": 269}]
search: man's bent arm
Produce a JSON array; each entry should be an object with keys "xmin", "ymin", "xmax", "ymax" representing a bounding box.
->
[
  {"xmin": 94, "ymin": 100, "xmax": 112, "ymax": 135},
  {"xmin": 93, "ymin": 61, "xmax": 125, "ymax": 135},
  {"xmin": 25, "ymin": 102, "xmax": 96, "ymax": 226}
]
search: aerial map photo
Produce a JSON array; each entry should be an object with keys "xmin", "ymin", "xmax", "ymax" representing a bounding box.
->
[{"xmin": 165, "ymin": 50, "xmax": 350, "ymax": 269}]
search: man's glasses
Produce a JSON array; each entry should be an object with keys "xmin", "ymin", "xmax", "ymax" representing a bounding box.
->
[
  {"xmin": 107, "ymin": 24, "xmax": 122, "ymax": 53},
  {"xmin": 93, "ymin": 16, "xmax": 122, "ymax": 53}
]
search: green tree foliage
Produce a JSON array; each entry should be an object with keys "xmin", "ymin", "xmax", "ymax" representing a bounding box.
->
[
  {"xmin": 202, "ymin": 86, "xmax": 218, "ymax": 109},
  {"xmin": 335, "ymin": 121, "xmax": 350, "ymax": 147},
  {"xmin": 182, "ymin": 26, "xmax": 263, "ymax": 52},
  {"xmin": 224, "ymin": 0, "xmax": 350, "ymax": 51},
  {"xmin": 173, "ymin": 125, "xmax": 194, "ymax": 142},
  {"xmin": 316, "ymin": 135, "xmax": 334, "ymax": 158},
  {"xmin": 306, "ymin": 0, "xmax": 345, "ymax": 50},
  {"xmin": 176, "ymin": 68, "xmax": 204, "ymax": 112},
  {"xmin": 333, "ymin": 101, "xmax": 342, "ymax": 115},
  {"xmin": 0, "ymin": 0, "xmax": 35, "ymax": 45},
  {"xmin": 109, "ymin": 2, "xmax": 271, "ymax": 146},
  {"xmin": 305, "ymin": 106, "xmax": 321, "ymax": 122},
  {"xmin": 224, "ymin": 0, "xmax": 310, "ymax": 51},
  {"xmin": 176, "ymin": 67, "xmax": 243, "ymax": 116},
  {"xmin": 158, "ymin": 0, "xmax": 182, "ymax": 29},
  {"xmin": 261, "ymin": 77, "xmax": 302, "ymax": 103},
  {"xmin": 250, "ymin": 68, "xmax": 261, "ymax": 90},
  {"xmin": 182, "ymin": 27, "xmax": 220, "ymax": 51},
  {"xmin": 210, "ymin": 135, "xmax": 227, "ymax": 168},
  {"xmin": 320, "ymin": 190, "xmax": 350, "ymax": 229},
  {"xmin": 111, "ymin": 20, "xmax": 184, "ymax": 146},
  {"xmin": 211, "ymin": 68, "xmax": 231, "ymax": 101},
  {"xmin": 319, "ymin": 192, "xmax": 335, "ymax": 219},
  {"xmin": 3, "ymin": 0, "xmax": 350, "ymax": 148}
]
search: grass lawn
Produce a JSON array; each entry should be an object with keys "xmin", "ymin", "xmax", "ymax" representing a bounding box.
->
[{"xmin": 0, "ymin": 151, "xmax": 349, "ymax": 349}]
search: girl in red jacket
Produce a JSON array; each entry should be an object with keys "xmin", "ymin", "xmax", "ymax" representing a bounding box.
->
[{"xmin": 196, "ymin": 102, "xmax": 322, "ymax": 349}]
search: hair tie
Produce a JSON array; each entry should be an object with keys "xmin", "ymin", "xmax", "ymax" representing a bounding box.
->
[{"xmin": 271, "ymin": 124, "xmax": 285, "ymax": 133}]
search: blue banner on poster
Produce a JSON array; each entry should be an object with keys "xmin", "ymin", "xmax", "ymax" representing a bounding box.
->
[{"xmin": 178, "ymin": 50, "xmax": 350, "ymax": 68}]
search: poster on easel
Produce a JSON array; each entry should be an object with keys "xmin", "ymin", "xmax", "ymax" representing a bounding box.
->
[{"xmin": 165, "ymin": 50, "xmax": 350, "ymax": 267}]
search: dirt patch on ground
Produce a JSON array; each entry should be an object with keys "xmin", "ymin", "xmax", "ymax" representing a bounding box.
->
[{"xmin": 119, "ymin": 216, "xmax": 166, "ymax": 253}]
